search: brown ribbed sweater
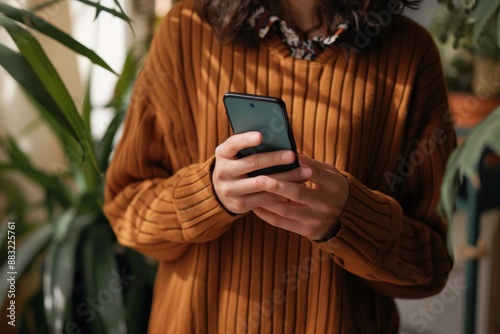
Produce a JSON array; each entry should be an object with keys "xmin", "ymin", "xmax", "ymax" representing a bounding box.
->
[{"xmin": 103, "ymin": 2, "xmax": 456, "ymax": 333}]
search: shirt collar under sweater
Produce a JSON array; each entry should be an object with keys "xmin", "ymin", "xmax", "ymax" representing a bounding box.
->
[{"xmin": 247, "ymin": 6, "xmax": 348, "ymax": 61}]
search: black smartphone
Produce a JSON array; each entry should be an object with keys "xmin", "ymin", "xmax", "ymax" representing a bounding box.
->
[{"xmin": 223, "ymin": 92, "xmax": 299, "ymax": 176}]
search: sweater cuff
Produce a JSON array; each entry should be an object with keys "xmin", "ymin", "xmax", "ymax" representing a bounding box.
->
[
  {"xmin": 172, "ymin": 156, "xmax": 239, "ymax": 241},
  {"xmin": 315, "ymin": 171, "xmax": 403, "ymax": 275}
]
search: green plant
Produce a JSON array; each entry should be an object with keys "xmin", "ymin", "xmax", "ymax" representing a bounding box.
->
[
  {"xmin": 439, "ymin": 106, "xmax": 500, "ymax": 224},
  {"xmin": 433, "ymin": 0, "xmax": 500, "ymax": 97},
  {"xmin": 437, "ymin": 0, "xmax": 500, "ymax": 58},
  {"xmin": 438, "ymin": 106, "xmax": 500, "ymax": 334},
  {"xmin": 0, "ymin": 1, "xmax": 155, "ymax": 333}
]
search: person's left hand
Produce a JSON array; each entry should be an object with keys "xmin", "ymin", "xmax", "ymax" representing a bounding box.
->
[{"xmin": 252, "ymin": 154, "xmax": 349, "ymax": 241}]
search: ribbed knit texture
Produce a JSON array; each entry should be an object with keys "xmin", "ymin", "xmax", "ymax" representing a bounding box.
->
[{"xmin": 103, "ymin": 2, "xmax": 456, "ymax": 333}]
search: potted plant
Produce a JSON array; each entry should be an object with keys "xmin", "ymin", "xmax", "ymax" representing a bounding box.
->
[
  {"xmin": 0, "ymin": 1, "xmax": 155, "ymax": 333},
  {"xmin": 438, "ymin": 106, "xmax": 500, "ymax": 334},
  {"xmin": 432, "ymin": 0, "xmax": 500, "ymax": 130}
]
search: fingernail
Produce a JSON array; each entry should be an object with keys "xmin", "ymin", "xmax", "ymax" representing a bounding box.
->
[
  {"xmin": 251, "ymin": 133, "xmax": 261, "ymax": 143},
  {"xmin": 281, "ymin": 151, "xmax": 295, "ymax": 162}
]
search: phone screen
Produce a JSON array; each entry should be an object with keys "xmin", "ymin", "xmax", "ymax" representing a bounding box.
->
[{"xmin": 223, "ymin": 92, "xmax": 299, "ymax": 175}]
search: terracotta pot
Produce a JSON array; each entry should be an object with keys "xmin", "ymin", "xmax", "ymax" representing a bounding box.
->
[{"xmin": 448, "ymin": 92, "xmax": 500, "ymax": 129}]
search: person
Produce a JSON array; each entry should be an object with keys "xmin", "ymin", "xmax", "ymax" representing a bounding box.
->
[{"xmin": 103, "ymin": 0, "xmax": 456, "ymax": 332}]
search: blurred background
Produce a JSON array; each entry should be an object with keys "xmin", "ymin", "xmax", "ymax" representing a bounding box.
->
[{"xmin": 0, "ymin": 0, "xmax": 498, "ymax": 333}]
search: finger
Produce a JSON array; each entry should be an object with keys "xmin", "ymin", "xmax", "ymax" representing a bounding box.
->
[
  {"xmin": 259, "ymin": 201, "xmax": 312, "ymax": 222},
  {"xmin": 254, "ymin": 176, "xmax": 316, "ymax": 206},
  {"xmin": 214, "ymin": 177, "xmax": 270, "ymax": 197},
  {"xmin": 298, "ymin": 154, "xmax": 340, "ymax": 185},
  {"xmin": 223, "ymin": 192, "xmax": 289, "ymax": 214},
  {"xmin": 252, "ymin": 206, "xmax": 301, "ymax": 230},
  {"xmin": 253, "ymin": 207, "xmax": 320, "ymax": 239},
  {"xmin": 254, "ymin": 204, "xmax": 336, "ymax": 240},
  {"xmin": 231, "ymin": 150, "xmax": 297, "ymax": 175},
  {"xmin": 215, "ymin": 132, "xmax": 262, "ymax": 158},
  {"xmin": 269, "ymin": 166, "xmax": 312, "ymax": 183},
  {"xmin": 298, "ymin": 154, "xmax": 338, "ymax": 172}
]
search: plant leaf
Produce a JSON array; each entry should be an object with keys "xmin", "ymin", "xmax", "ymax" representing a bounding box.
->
[
  {"xmin": 0, "ymin": 44, "xmax": 79, "ymax": 140},
  {"xmin": 112, "ymin": 48, "xmax": 139, "ymax": 111},
  {"xmin": 469, "ymin": 0, "xmax": 500, "ymax": 45},
  {"xmin": 0, "ymin": 223, "xmax": 53, "ymax": 304},
  {"xmin": 77, "ymin": 0, "xmax": 133, "ymax": 31},
  {"xmin": 0, "ymin": 137, "xmax": 74, "ymax": 207},
  {"xmin": 0, "ymin": 45, "xmax": 85, "ymax": 165},
  {"xmin": 0, "ymin": 174, "xmax": 27, "ymax": 224},
  {"xmin": 95, "ymin": 110, "xmax": 124, "ymax": 172},
  {"xmin": 18, "ymin": 115, "xmax": 43, "ymax": 137},
  {"xmin": 96, "ymin": 48, "xmax": 139, "ymax": 171},
  {"xmin": 0, "ymin": 17, "xmax": 100, "ymax": 173},
  {"xmin": 30, "ymin": 0, "xmax": 133, "ymax": 32},
  {"xmin": 0, "ymin": 2, "xmax": 116, "ymax": 74},
  {"xmin": 43, "ymin": 211, "xmax": 94, "ymax": 334},
  {"xmin": 82, "ymin": 223, "xmax": 128, "ymax": 334},
  {"xmin": 438, "ymin": 106, "xmax": 500, "ymax": 222},
  {"xmin": 0, "ymin": 17, "xmax": 80, "ymax": 131},
  {"xmin": 0, "ymin": 220, "xmax": 10, "ymax": 253},
  {"xmin": 29, "ymin": 0, "xmax": 64, "ymax": 12},
  {"xmin": 19, "ymin": 287, "xmax": 50, "ymax": 333},
  {"xmin": 82, "ymin": 73, "xmax": 92, "ymax": 132},
  {"xmin": 80, "ymin": 74, "xmax": 102, "ymax": 192}
]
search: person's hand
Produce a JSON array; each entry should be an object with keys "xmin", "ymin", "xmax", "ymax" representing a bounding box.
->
[
  {"xmin": 252, "ymin": 154, "xmax": 349, "ymax": 240},
  {"xmin": 213, "ymin": 132, "xmax": 311, "ymax": 214}
]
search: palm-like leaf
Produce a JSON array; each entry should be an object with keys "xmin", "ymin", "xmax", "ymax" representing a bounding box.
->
[
  {"xmin": 0, "ymin": 46, "xmax": 87, "ymax": 171},
  {"xmin": 0, "ymin": 16, "xmax": 100, "ymax": 172},
  {"xmin": 0, "ymin": 174, "xmax": 27, "ymax": 225},
  {"xmin": 0, "ymin": 2, "xmax": 155, "ymax": 333},
  {"xmin": 43, "ymin": 211, "xmax": 94, "ymax": 334},
  {"xmin": 0, "ymin": 45, "xmax": 79, "ymax": 139},
  {"xmin": 469, "ymin": 0, "xmax": 500, "ymax": 48},
  {"xmin": 0, "ymin": 137, "xmax": 73, "ymax": 206},
  {"xmin": 82, "ymin": 224, "xmax": 128, "ymax": 334},
  {"xmin": 0, "ymin": 3, "xmax": 116, "ymax": 74},
  {"xmin": 439, "ymin": 107, "xmax": 500, "ymax": 222},
  {"xmin": 77, "ymin": 0, "xmax": 133, "ymax": 31},
  {"xmin": 29, "ymin": 0, "xmax": 133, "ymax": 30},
  {"xmin": 112, "ymin": 49, "xmax": 139, "ymax": 110},
  {"xmin": 97, "ymin": 49, "xmax": 139, "ymax": 171}
]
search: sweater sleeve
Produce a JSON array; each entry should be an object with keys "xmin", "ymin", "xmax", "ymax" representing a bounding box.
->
[
  {"xmin": 103, "ymin": 4, "xmax": 238, "ymax": 261},
  {"xmin": 315, "ymin": 31, "xmax": 456, "ymax": 298}
]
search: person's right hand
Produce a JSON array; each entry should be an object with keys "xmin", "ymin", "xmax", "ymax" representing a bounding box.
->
[{"xmin": 213, "ymin": 131, "xmax": 311, "ymax": 214}]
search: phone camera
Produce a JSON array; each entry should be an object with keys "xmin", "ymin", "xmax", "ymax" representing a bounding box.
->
[{"xmin": 250, "ymin": 103, "xmax": 255, "ymax": 108}]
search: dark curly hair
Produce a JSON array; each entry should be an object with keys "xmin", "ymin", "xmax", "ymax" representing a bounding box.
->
[{"xmin": 195, "ymin": 0, "xmax": 422, "ymax": 44}]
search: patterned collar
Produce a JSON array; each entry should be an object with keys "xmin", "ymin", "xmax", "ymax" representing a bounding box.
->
[{"xmin": 247, "ymin": 6, "xmax": 348, "ymax": 61}]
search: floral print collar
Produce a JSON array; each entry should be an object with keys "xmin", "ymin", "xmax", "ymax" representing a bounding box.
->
[{"xmin": 247, "ymin": 6, "xmax": 348, "ymax": 61}]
